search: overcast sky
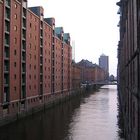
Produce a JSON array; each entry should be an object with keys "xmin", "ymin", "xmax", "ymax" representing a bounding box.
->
[{"xmin": 28, "ymin": 0, "xmax": 119, "ymax": 76}]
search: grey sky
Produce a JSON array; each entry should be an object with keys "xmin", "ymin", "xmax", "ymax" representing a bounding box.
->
[{"xmin": 28, "ymin": 0, "xmax": 119, "ymax": 76}]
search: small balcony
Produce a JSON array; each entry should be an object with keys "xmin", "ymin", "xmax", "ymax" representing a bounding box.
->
[
  {"xmin": 22, "ymin": 63, "xmax": 26, "ymax": 73},
  {"xmin": 5, "ymin": 0, "xmax": 10, "ymax": 7},
  {"xmin": 4, "ymin": 87, "xmax": 9, "ymax": 103},
  {"xmin": 22, "ymin": 8, "xmax": 26, "ymax": 18},
  {"xmin": 5, "ymin": 21, "xmax": 10, "ymax": 32},
  {"xmin": 22, "ymin": 18, "xmax": 26, "ymax": 28},
  {"xmin": 4, "ymin": 64, "xmax": 9, "ymax": 72},
  {"xmin": 22, "ymin": 52, "xmax": 26, "ymax": 62},
  {"xmin": 5, "ymin": 7, "xmax": 10, "ymax": 20},
  {"xmin": 4, "ymin": 74, "xmax": 9, "ymax": 86},
  {"xmin": 4, "ymin": 48, "xmax": 9, "ymax": 59},
  {"xmin": 22, "ymin": 40, "xmax": 26, "ymax": 50},
  {"xmin": 5, "ymin": 33, "xmax": 10, "ymax": 46},
  {"xmin": 21, "ymin": 86, "xmax": 26, "ymax": 99},
  {"xmin": 22, "ymin": 29, "xmax": 26, "ymax": 39}
]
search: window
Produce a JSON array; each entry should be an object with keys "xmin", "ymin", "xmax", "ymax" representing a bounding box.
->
[
  {"xmin": 14, "ymin": 14, "xmax": 17, "ymax": 19},
  {"xmin": 14, "ymin": 74, "xmax": 16, "ymax": 79},
  {"xmin": 14, "ymin": 50, "xmax": 16, "ymax": 55},
  {"xmin": 29, "ymin": 33, "xmax": 31, "ymax": 38},
  {"xmin": 30, "ymin": 23, "xmax": 32, "ymax": 28},
  {"xmin": 34, "ymin": 55, "xmax": 36, "ymax": 60},
  {"xmin": 14, "ymin": 86, "xmax": 16, "ymax": 92},
  {"xmin": 34, "ymin": 65, "xmax": 36, "ymax": 69},
  {"xmin": 14, "ymin": 25, "xmax": 17, "ymax": 31},
  {"xmin": 29, "ymin": 85, "xmax": 31, "ymax": 90},
  {"xmin": 34, "ymin": 75, "xmax": 36, "ymax": 79},
  {"xmin": 29, "ymin": 43, "xmax": 31, "ymax": 49},
  {"xmin": 15, "ymin": 3, "xmax": 17, "ymax": 8},
  {"xmin": 29, "ymin": 64, "xmax": 31, "ymax": 69},
  {"xmin": 29, "ymin": 54, "xmax": 31, "ymax": 59},
  {"xmin": 29, "ymin": 74, "xmax": 31, "ymax": 79},
  {"xmin": 14, "ymin": 62, "xmax": 16, "ymax": 67}
]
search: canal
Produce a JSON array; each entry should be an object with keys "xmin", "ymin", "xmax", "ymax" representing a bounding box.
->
[{"xmin": 0, "ymin": 85, "xmax": 124, "ymax": 140}]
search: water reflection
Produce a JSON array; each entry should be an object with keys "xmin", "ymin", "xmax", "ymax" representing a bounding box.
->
[{"xmin": 0, "ymin": 85, "xmax": 124, "ymax": 140}]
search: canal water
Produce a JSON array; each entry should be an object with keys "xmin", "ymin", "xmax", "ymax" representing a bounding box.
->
[{"xmin": 0, "ymin": 85, "xmax": 124, "ymax": 140}]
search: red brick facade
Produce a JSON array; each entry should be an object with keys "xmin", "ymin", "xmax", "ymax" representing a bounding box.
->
[
  {"xmin": 9, "ymin": 1, "xmax": 22, "ymax": 102},
  {"xmin": 43, "ymin": 22, "xmax": 52, "ymax": 95},
  {"xmin": 26, "ymin": 10, "xmax": 40, "ymax": 98},
  {"xmin": 0, "ymin": 1, "xmax": 72, "ymax": 117},
  {"xmin": 72, "ymin": 63, "xmax": 81, "ymax": 90},
  {"xmin": 63, "ymin": 43, "xmax": 69, "ymax": 92},
  {"xmin": 54, "ymin": 37, "xmax": 62, "ymax": 93},
  {"xmin": 77, "ymin": 60, "xmax": 106, "ymax": 84}
]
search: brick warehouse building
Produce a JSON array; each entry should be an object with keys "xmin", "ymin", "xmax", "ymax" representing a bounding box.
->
[
  {"xmin": 77, "ymin": 59, "xmax": 106, "ymax": 84},
  {"xmin": 72, "ymin": 62, "xmax": 81, "ymax": 90},
  {"xmin": 117, "ymin": 0, "xmax": 140, "ymax": 140},
  {"xmin": 0, "ymin": 0, "xmax": 72, "ymax": 118}
]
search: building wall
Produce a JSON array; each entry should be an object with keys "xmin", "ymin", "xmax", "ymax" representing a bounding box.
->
[
  {"xmin": 72, "ymin": 63, "xmax": 81, "ymax": 90},
  {"xmin": 0, "ymin": 2, "xmax": 72, "ymax": 119},
  {"xmin": 26, "ymin": 11, "xmax": 40, "ymax": 98},
  {"xmin": 117, "ymin": 0, "xmax": 139, "ymax": 139},
  {"xmin": 54, "ymin": 37, "xmax": 62, "ymax": 93},
  {"xmin": 43, "ymin": 22, "xmax": 52, "ymax": 95},
  {"xmin": 63, "ymin": 43, "xmax": 69, "ymax": 92},
  {"xmin": 0, "ymin": 0, "xmax": 4, "ymax": 114},
  {"xmin": 68, "ymin": 46, "xmax": 72, "ymax": 90},
  {"xmin": 9, "ymin": 0, "xmax": 22, "ymax": 102}
]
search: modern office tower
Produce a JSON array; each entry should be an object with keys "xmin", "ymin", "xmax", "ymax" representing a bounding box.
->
[
  {"xmin": 99, "ymin": 54, "xmax": 109, "ymax": 80},
  {"xmin": 117, "ymin": 0, "xmax": 140, "ymax": 139},
  {"xmin": 99, "ymin": 54, "xmax": 109, "ymax": 73}
]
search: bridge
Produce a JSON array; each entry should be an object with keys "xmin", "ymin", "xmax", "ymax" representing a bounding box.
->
[
  {"xmin": 81, "ymin": 81, "xmax": 117, "ymax": 88},
  {"xmin": 93, "ymin": 81, "xmax": 118, "ymax": 85}
]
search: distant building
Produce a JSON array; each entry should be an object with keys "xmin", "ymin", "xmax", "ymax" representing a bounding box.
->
[
  {"xmin": 77, "ymin": 59, "xmax": 106, "ymax": 83},
  {"xmin": 71, "ymin": 62, "xmax": 81, "ymax": 90},
  {"xmin": 99, "ymin": 54, "xmax": 109, "ymax": 79},
  {"xmin": 109, "ymin": 75, "xmax": 115, "ymax": 82},
  {"xmin": 99, "ymin": 54, "xmax": 109, "ymax": 72}
]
